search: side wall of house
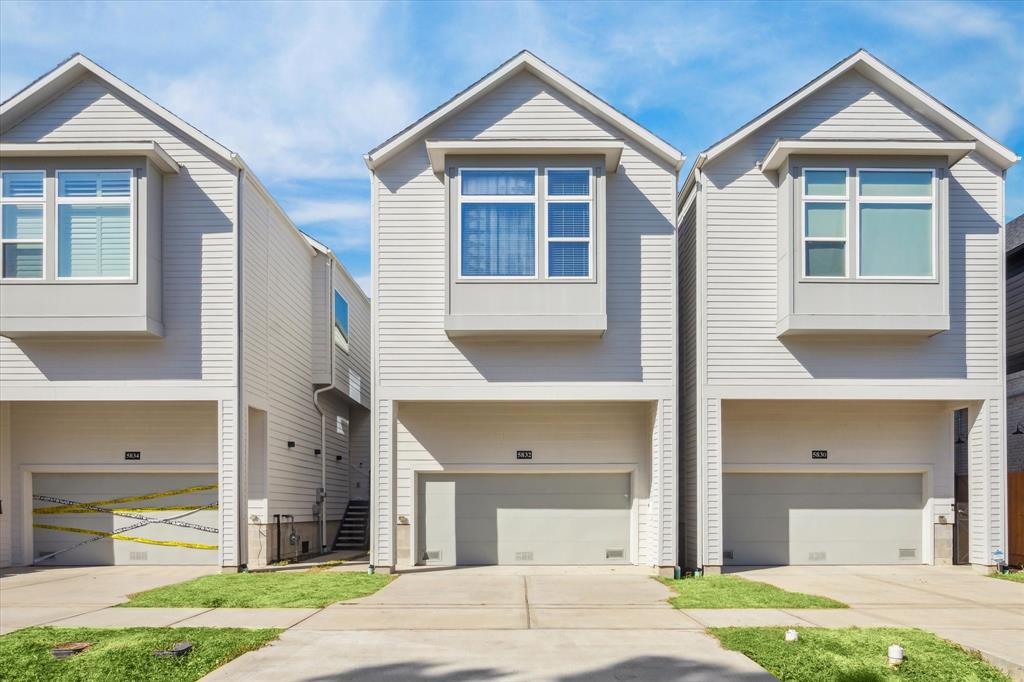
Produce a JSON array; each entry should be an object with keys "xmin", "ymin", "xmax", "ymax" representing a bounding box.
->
[
  {"xmin": 332, "ymin": 266, "xmax": 371, "ymax": 409},
  {"xmin": 678, "ymin": 199, "xmax": 698, "ymax": 568}
]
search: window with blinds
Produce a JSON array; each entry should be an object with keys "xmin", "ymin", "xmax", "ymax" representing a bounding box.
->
[
  {"xmin": 546, "ymin": 169, "xmax": 592, "ymax": 278},
  {"xmin": 1, "ymin": 171, "xmax": 45, "ymax": 279},
  {"xmin": 56, "ymin": 170, "xmax": 132, "ymax": 279},
  {"xmin": 459, "ymin": 169, "xmax": 538, "ymax": 278}
]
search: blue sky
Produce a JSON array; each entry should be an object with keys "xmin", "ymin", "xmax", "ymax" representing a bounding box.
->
[{"xmin": 2, "ymin": 0, "xmax": 1022, "ymax": 293}]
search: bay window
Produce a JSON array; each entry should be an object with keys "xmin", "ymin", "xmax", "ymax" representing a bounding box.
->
[
  {"xmin": 1, "ymin": 171, "xmax": 45, "ymax": 279},
  {"xmin": 57, "ymin": 170, "xmax": 133, "ymax": 279}
]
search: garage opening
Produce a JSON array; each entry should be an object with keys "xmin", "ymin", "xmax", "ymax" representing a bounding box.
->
[
  {"xmin": 32, "ymin": 472, "xmax": 218, "ymax": 566},
  {"xmin": 723, "ymin": 473, "xmax": 923, "ymax": 566},
  {"xmin": 417, "ymin": 473, "xmax": 631, "ymax": 566}
]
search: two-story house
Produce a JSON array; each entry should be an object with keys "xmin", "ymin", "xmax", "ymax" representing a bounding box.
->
[
  {"xmin": 679, "ymin": 50, "xmax": 1018, "ymax": 573},
  {"xmin": 0, "ymin": 55, "xmax": 371, "ymax": 570},
  {"xmin": 366, "ymin": 52, "xmax": 683, "ymax": 573}
]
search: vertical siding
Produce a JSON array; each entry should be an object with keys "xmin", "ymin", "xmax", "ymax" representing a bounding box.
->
[
  {"xmin": 678, "ymin": 201, "xmax": 698, "ymax": 568},
  {"xmin": 375, "ymin": 72, "xmax": 676, "ymax": 386},
  {"xmin": 374, "ymin": 399, "xmax": 394, "ymax": 566},
  {"xmin": 219, "ymin": 398, "xmax": 238, "ymax": 566},
  {"xmin": 0, "ymin": 76, "xmax": 237, "ymax": 385},
  {"xmin": 657, "ymin": 398, "xmax": 677, "ymax": 565},
  {"xmin": 704, "ymin": 397, "xmax": 722, "ymax": 566}
]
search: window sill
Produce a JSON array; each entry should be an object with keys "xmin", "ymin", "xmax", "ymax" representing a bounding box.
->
[
  {"xmin": 445, "ymin": 313, "xmax": 606, "ymax": 338},
  {"xmin": 776, "ymin": 313, "xmax": 949, "ymax": 338}
]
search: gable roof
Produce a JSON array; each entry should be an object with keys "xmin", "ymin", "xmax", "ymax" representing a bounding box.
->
[
  {"xmin": 679, "ymin": 49, "xmax": 1018, "ymax": 209},
  {"xmin": 1, "ymin": 53, "xmax": 236, "ymax": 166},
  {"xmin": 365, "ymin": 50, "xmax": 684, "ymax": 171}
]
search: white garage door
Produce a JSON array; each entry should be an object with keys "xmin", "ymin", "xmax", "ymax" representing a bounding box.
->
[
  {"xmin": 418, "ymin": 474, "xmax": 631, "ymax": 565},
  {"xmin": 723, "ymin": 473, "xmax": 923, "ymax": 566},
  {"xmin": 33, "ymin": 473, "xmax": 218, "ymax": 566}
]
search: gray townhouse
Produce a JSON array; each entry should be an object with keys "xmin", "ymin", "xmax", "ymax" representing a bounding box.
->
[
  {"xmin": 679, "ymin": 50, "xmax": 1018, "ymax": 573},
  {"xmin": 0, "ymin": 55, "xmax": 370, "ymax": 571}
]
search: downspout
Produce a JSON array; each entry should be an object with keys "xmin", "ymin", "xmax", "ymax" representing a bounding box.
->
[{"xmin": 312, "ymin": 256, "xmax": 336, "ymax": 554}]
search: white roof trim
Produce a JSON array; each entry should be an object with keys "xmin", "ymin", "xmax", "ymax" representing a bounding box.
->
[
  {"xmin": 425, "ymin": 138, "xmax": 625, "ymax": 173},
  {"xmin": 701, "ymin": 49, "xmax": 1017, "ymax": 170},
  {"xmin": 366, "ymin": 51, "xmax": 683, "ymax": 172},
  {"xmin": 0, "ymin": 141, "xmax": 181, "ymax": 174},
  {"xmin": 0, "ymin": 54, "xmax": 237, "ymax": 167},
  {"xmin": 760, "ymin": 139, "xmax": 977, "ymax": 172}
]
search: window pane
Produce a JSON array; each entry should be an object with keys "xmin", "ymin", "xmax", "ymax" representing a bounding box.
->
[
  {"xmin": 334, "ymin": 290, "xmax": 349, "ymax": 338},
  {"xmin": 549, "ymin": 241, "xmax": 589, "ymax": 277},
  {"xmin": 859, "ymin": 203, "xmax": 932, "ymax": 277},
  {"xmin": 58, "ymin": 171, "xmax": 131, "ymax": 198},
  {"xmin": 461, "ymin": 203, "xmax": 535, "ymax": 276},
  {"xmin": 806, "ymin": 242, "xmax": 845, "ymax": 277},
  {"xmin": 461, "ymin": 170, "xmax": 535, "ymax": 196},
  {"xmin": 547, "ymin": 170, "xmax": 589, "ymax": 196},
  {"xmin": 548, "ymin": 202, "xmax": 589, "ymax": 238},
  {"xmin": 805, "ymin": 170, "xmax": 847, "ymax": 197},
  {"xmin": 805, "ymin": 202, "xmax": 845, "ymax": 238},
  {"xmin": 860, "ymin": 170, "xmax": 932, "ymax": 197},
  {"xmin": 58, "ymin": 204, "xmax": 131, "ymax": 277},
  {"xmin": 1, "ymin": 171, "xmax": 44, "ymax": 198},
  {"xmin": 2, "ymin": 204, "xmax": 44, "ymax": 240},
  {"xmin": 3, "ymin": 244, "xmax": 43, "ymax": 278}
]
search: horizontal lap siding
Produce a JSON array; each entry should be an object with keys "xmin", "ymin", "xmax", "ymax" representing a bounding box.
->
[
  {"xmin": 0, "ymin": 76, "xmax": 236, "ymax": 385},
  {"xmin": 332, "ymin": 268, "xmax": 371, "ymax": 408},
  {"xmin": 703, "ymin": 72, "xmax": 1000, "ymax": 384},
  {"xmin": 375, "ymin": 73, "xmax": 676, "ymax": 386},
  {"xmin": 678, "ymin": 203, "xmax": 698, "ymax": 568}
]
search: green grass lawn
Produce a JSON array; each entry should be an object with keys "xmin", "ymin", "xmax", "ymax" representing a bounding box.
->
[
  {"xmin": 0, "ymin": 626, "xmax": 280, "ymax": 682},
  {"xmin": 120, "ymin": 571, "xmax": 395, "ymax": 608},
  {"xmin": 657, "ymin": 575, "xmax": 847, "ymax": 609},
  {"xmin": 711, "ymin": 627, "xmax": 1009, "ymax": 682},
  {"xmin": 991, "ymin": 571, "xmax": 1024, "ymax": 583}
]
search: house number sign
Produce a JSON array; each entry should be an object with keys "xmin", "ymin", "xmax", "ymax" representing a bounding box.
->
[
  {"xmin": 811, "ymin": 450, "xmax": 828, "ymax": 460},
  {"xmin": 125, "ymin": 451, "xmax": 141, "ymax": 461},
  {"xmin": 516, "ymin": 450, "xmax": 533, "ymax": 460}
]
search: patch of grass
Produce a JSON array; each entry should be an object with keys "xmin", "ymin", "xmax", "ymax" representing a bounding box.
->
[
  {"xmin": 306, "ymin": 560, "xmax": 346, "ymax": 573},
  {"xmin": 710, "ymin": 627, "xmax": 1009, "ymax": 682},
  {"xmin": 991, "ymin": 571, "xmax": 1024, "ymax": 583},
  {"xmin": 0, "ymin": 626, "xmax": 280, "ymax": 682},
  {"xmin": 120, "ymin": 571, "xmax": 394, "ymax": 608},
  {"xmin": 657, "ymin": 575, "xmax": 846, "ymax": 609}
]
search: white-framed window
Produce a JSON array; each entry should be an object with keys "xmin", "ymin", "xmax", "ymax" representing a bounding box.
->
[
  {"xmin": 1, "ymin": 170, "xmax": 46, "ymax": 280},
  {"xmin": 56, "ymin": 170, "xmax": 133, "ymax": 280},
  {"xmin": 856, "ymin": 169, "xmax": 935, "ymax": 279},
  {"xmin": 333, "ymin": 288, "xmax": 349, "ymax": 351},
  {"xmin": 458, "ymin": 168, "xmax": 538, "ymax": 278},
  {"xmin": 802, "ymin": 168, "xmax": 848, "ymax": 278},
  {"xmin": 546, "ymin": 168, "xmax": 592, "ymax": 278}
]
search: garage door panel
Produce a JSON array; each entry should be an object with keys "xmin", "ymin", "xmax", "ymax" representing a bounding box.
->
[
  {"xmin": 33, "ymin": 473, "xmax": 218, "ymax": 566},
  {"xmin": 724, "ymin": 473, "xmax": 923, "ymax": 566},
  {"xmin": 420, "ymin": 474, "xmax": 631, "ymax": 566}
]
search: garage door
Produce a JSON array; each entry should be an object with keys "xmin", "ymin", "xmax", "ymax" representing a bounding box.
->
[
  {"xmin": 33, "ymin": 473, "xmax": 218, "ymax": 566},
  {"xmin": 723, "ymin": 473, "xmax": 923, "ymax": 566},
  {"xmin": 418, "ymin": 474, "xmax": 631, "ymax": 565}
]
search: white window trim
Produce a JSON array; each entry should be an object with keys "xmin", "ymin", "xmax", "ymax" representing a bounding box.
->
[
  {"xmin": 333, "ymin": 288, "xmax": 350, "ymax": 353},
  {"xmin": 55, "ymin": 169, "xmax": 135, "ymax": 282},
  {"xmin": 0, "ymin": 170, "xmax": 46, "ymax": 281},
  {"xmin": 855, "ymin": 168, "xmax": 937, "ymax": 281},
  {"xmin": 545, "ymin": 167, "xmax": 594, "ymax": 280},
  {"xmin": 801, "ymin": 167, "xmax": 849, "ymax": 279},
  {"xmin": 456, "ymin": 167, "xmax": 539, "ymax": 280}
]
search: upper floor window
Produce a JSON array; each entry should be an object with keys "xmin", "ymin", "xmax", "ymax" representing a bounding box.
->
[
  {"xmin": 801, "ymin": 167, "xmax": 935, "ymax": 280},
  {"xmin": 334, "ymin": 289, "xmax": 349, "ymax": 351},
  {"xmin": 57, "ymin": 170, "xmax": 132, "ymax": 279},
  {"xmin": 546, "ymin": 169, "xmax": 592, "ymax": 278},
  {"xmin": 459, "ymin": 169, "xmax": 537, "ymax": 278},
  {"xmin": 1, "ymin": 171, "xmax": 45, "ymax": 279}
]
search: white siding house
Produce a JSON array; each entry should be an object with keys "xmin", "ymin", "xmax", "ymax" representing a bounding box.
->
[
  {"xmin": 366, "ymin": 52, "xmax": 683, "ymax": 572},
  {"xmin": 679, "ymin": 50, "xmax": 1018, "ymax": 572},
  {"xmin": 0, "ymin": 54, "xmax": 370, "ymax": 570}
]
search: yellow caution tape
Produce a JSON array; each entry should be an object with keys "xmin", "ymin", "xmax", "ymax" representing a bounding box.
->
[
  {"xmin": 33, "ymin": 523, "xmax": 219, "ymax": 551},
  {"xmin": 34, "ymin": 484, "xmax": 218, "ymax": 515},
  {"xmin": 39, "ymin": 505, "xmax": 219, "ymax": 515}
]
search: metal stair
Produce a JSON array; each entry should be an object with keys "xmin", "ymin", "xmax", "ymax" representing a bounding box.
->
[{"xmin": 333, "ymin": 499, "xmax": 369, "ymax": 552}]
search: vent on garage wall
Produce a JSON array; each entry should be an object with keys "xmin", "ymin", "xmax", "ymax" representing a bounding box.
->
[
  {"xmin": 606, "ymin": 549, "xmax": 624, "ymax": 559},
  {"xmin": 515, "ymin": 551, "xmax": 534, "ymax": 561},
  {"xmin": 808, "ymin": 551, "xmax": 827, "ymax": 562},
  {"xmin": 899, "ymin": 548, "xmax": 917, "ymax": 559},
  {"xmin": 723, "ymin": 550, "xmax": 734, "ymax": 560},
  {"xmin": 129, "ymin": 551, "xmax": 148, "ymax": 561}
]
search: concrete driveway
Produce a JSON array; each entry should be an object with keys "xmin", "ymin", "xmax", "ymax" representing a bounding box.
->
[
  {"xmin": 729, "ymin": 565, "xmax": 1024, "ymax": 678},
  {"xmin": 0, "ymin": 564, "xmax": 217, "ymax": 634},
  {"xmin": 204, "ymin": 566, "xmax": 775, "ymax": 682}
]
